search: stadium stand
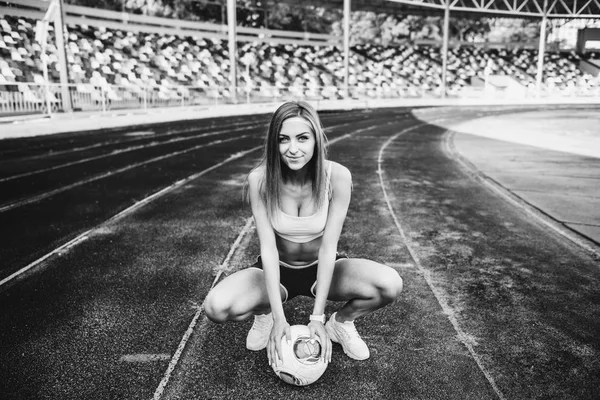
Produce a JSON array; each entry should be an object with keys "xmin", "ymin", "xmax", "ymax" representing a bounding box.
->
[{"xmin": 0, "ymin": 7, "xmax": 599, "ymax": 115}]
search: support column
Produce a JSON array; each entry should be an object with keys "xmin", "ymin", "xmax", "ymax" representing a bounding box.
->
[
  {"xmin": 55, "ymin": 0, "xmax": 72, "ymax": 112},
  {"xmin": 227, "ymin": 0, "xmax": 237, "ymax": 103},
  {"xmin": 440, "ymin": 1, "xmax": 450, "ymax": 98},
  {"xmin": 536, "ymin": 4, "xmax": 548, "ymax": 98},
  {"xmin": 343, "ymin": 0, "xmax": 350, "ymax": 99}
]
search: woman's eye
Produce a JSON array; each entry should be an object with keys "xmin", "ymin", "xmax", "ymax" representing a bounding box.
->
[
  {"xmin": 278, "ymin": 136, "xmax": 289, "ymax": 143},
  {"xmin": 298, "ymin": 136, "xmax": 308, "ymax": 142}
]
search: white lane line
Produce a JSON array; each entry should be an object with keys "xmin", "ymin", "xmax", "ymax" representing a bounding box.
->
[
  {"xmin": 152, "ymin": 217, "xmax": 255, "ymax": 400},
  {"xmin": 0, "ymin": 135, "xmax": 251, "ymax": 213},
  {"xmin": 0, "ymin": 145, "xmax": 262, "ymax": 289},
  {"xmin": 120, "ymin": 354, "xmax": 172, "ymax": 362},
  {"xmin": 444, "ymin": 130, "xmax": 600, "ymax": 259},
  {"xmin": 0, "ymin": 123, "xmax": 264, "ymax": 183},
  {"xmin": 124, "ymin": 131, "xmax": 155, "ymax": 137},
  {"xmin": 377, "ymin": 124, "xmax": 507, "ymax": 400},
  {"xmin": 1, "ymin": 119, "xmax": 263, "ymax": 162}
]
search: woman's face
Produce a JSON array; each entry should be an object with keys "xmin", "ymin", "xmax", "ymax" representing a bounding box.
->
[{"xmin": 278, "ymin": 117, "xmax": 316, "ymax": 171}]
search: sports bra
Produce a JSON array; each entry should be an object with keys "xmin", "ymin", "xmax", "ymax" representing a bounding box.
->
[{"xmin": 271, "ymin": 162, "xmax": 332, "ymax": 243}]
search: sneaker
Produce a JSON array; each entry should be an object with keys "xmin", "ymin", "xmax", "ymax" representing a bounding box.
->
[
  {"xmin": 246, "ymin": 312, "xmax": 273, "ymax": 351},
  {"xmin": 325, "ymin": 312, "xmax": 370, "ymax": 360}
]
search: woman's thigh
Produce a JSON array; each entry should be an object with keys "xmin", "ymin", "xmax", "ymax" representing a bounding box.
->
[
  {"xmin": 205, "ymin": 267, "xmax": 286, "ymax": 320},
  {"xmin": 327, "ymin": 258, "xmax": 403, "ymax": 302}
]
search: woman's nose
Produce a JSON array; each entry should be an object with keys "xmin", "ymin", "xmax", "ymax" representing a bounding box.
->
[{"xmin": 289, "ymin": 141, "xmax": 298, "ymax": 153}]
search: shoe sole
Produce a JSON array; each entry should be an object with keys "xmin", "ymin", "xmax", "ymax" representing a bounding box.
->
[
  {"xmin": 246, "ymin": 342, "xmax": 267, "ymax": 351},
  {"xmin": 326, "ymin": 324, "xmax": 370, "ymax": 361}
]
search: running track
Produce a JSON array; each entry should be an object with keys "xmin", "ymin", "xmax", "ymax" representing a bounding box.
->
[{"xmin": 1, "ymin": 106, "xmax": 599, "ymax": 399}]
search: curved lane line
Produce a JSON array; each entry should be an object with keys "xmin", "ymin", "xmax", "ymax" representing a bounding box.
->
[
  {"xmin": 377, "ymin": 124, "xmax": 507, "ymax": 400},
  {"xmin": 152, "ymin": 217, "xmax": 255, "ymax": 400},
  {"xmin": 0, "ymin": 123, "xmax": 265, "ymax": 183},
  {"xmin": 0, "ymin": 145, "xmax": 262, "ymax": 288},
  {"xmin": 0, "ymin": 119, "xmax": 263, "ymax": 162},
  {"xmin": 0, "ymin": 135, "xmax": 251, "ymax": 213},
  {"xmin": 444, "ymin": 130, "xmax": 600, "ymax": 259}
]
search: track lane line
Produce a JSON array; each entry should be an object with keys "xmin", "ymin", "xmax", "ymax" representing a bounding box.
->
[
  {"xmin": 0, "ymin": 145, "xmax": 262, "ymax": 288},
  {"xmin": 377, "ymin": 123, "xmax": 507, "ymax": 400},
  {"xmin": 152, "ymin": 216, "xmax": 255, "ymax": 400},
  {"xmin": 0, "ymin": 123, "xmax": 266, "ymax": 183},
  {"xmin": 0, "ymin": 118, "xmax": 263, "ymax": 162},
  {"xmin": 0, "ymin": 135, "xmax": 253, "ymax": 213}
]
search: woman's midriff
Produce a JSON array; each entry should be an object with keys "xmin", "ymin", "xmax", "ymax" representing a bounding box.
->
[{"xmin": 275, "ymin": 234, "xmax": 321, "ymax": 266}]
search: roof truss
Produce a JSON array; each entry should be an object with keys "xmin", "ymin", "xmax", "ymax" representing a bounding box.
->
[{"xmin": 387, "ymin": 0, "xmax": 600, "ymax": 17}]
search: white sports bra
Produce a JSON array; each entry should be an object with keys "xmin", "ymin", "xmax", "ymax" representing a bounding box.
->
[{"xmin": 271, "ymin": 163, "xmax": 332, "ymax": 243}]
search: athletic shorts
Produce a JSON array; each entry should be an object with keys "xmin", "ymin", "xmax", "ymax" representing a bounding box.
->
[{"xmin": 248, "ymin": 253, "xmax": 349, "ymax": 302}]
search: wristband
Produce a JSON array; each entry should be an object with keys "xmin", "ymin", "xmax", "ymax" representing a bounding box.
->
[{"xmin": 309, "ymin": 314, "xmax": 326, "ymax": 324}]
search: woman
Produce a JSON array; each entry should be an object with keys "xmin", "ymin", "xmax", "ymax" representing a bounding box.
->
[{"xmin": 204, "ymin": 101, "xmax": 403, "ymax": 367}]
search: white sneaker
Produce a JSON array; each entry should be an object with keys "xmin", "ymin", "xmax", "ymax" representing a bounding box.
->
[
  {"xmin": 246, "ymin": 313, "xmax": 273, "ymax": 351},
  {"xmin": 325, "ymin": 312, "xmax": 370, "ymax": 360}
]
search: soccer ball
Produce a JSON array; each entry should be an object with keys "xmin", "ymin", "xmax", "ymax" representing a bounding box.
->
[{"xmin": 271, "ymin": 324, "xmax": 328, "ymax": 386}]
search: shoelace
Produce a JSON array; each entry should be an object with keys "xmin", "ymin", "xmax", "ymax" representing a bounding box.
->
[
  {"xmin": 335, "ymin": 321, "xmax": 360, "ymax": 341},
  {"xmin": 251, "ymin": 314, "xmax": 272, "ymax": 331}
]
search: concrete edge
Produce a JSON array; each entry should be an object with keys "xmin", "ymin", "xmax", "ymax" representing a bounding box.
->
[{"xmin": 443, "ymin": 129, "xmax": 600, "ymax": 260}]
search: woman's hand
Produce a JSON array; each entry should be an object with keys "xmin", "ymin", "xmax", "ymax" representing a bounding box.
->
[
  {"xmin": 268, "ymin": 319, "xmax": 291, "ymax": 368},
  {"xmin": 308, "ymin": 320, "xmax": 332, "ymax": 364}
]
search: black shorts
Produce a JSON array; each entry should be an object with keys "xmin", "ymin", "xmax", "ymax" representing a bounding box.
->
[{"xmin": 249, "ymin": 253, "xmax": 348, "ymax": 301}]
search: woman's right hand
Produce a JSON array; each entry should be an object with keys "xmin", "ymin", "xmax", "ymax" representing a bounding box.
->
[{"xmin": 267, "ymin": 319, "xmax": 291, "ymax": 368}]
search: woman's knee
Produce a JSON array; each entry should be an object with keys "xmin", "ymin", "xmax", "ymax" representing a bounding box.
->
[
  {"xmin": 204, "ymin": 290, "xmax": 230, "ymax": 323},
  {"xmin": 378, "ymin": 269, "xmax": 403, "ymax": 304}
]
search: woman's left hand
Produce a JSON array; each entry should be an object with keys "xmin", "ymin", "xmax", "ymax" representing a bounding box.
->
[{"xmin": 308, "ymin": 321, "xmax": 331, "ymax": 364}]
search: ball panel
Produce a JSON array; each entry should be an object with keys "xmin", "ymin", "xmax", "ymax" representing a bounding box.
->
[
  {"xmin": 271, "ymin": 325, "xmax": 328, "ymax": 386},
  {"xmin": 293, "ymin": 337, "xmax": 322, "ymax": 363}
]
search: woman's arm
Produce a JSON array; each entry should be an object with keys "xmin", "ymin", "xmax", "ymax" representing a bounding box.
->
[
  {"xmin": 310, "ymin": 162, "xmax": 352, "ymax": 362},
  {"xmin": 247, "ymin": 168, "xmax": 290, "ymax": 365}
]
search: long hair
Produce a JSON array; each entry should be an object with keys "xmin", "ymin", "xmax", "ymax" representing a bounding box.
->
[{"xmin": 245, "ymin": 101, "xmax": 329, "ymax": 218}]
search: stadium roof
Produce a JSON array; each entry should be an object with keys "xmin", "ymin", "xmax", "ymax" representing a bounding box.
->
[{"xmin": 258, "ymin": 0, "xmax": 600, "ymax": 18}]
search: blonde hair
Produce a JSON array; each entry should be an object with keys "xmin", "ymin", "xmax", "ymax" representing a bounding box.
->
[{"xmin": 245, "ymin": 101, "xmax": 329, "ymax": 218}]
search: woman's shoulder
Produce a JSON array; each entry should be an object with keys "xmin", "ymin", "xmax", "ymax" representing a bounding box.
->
[
  {"xmin": 327, "ymin": 160, "xmax": 351, "ymax": 181},
  {"xmin": 248, "ymin": 165, "xmax": 266, "ymax": 185}
]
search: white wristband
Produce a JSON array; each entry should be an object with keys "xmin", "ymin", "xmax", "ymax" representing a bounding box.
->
[{"xmin": 309, "ymin": 314, "xmax": 325, "ymax": 324}]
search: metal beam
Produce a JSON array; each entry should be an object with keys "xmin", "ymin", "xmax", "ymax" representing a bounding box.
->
[
  {"xmin": 441, "ymin": 1, "xmax": 450, "ymax": 98},
  {"xmin": 536, "ymin": 0, "xmax": 548, "ymax": 96},
  {"xmin": 55, "ymin": 0, "xmax": 72, "ymax": 112},
  {"xmin": 227, "ymin": 0, "xmax": 237, "ymax": 103},
  {"xmin": 343, "ymin": 0, "xmax": 350, "ymax": 99}
]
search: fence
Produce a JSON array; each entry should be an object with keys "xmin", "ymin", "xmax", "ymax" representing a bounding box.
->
[{"xmin": 1, "ymin": 81, "xmax": 599, "ymax": 117}]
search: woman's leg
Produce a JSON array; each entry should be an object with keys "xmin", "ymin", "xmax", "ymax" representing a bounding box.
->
[
  {"xmin": 323, "ymin": 258, "xmax": 403, "ymax": 360},
  {"xmin": 204, "ymin": 268, "xmax": 286, "ymax": 323},
  {"xmin": 326, "ymin": 258, "xmax": 403, "ymax": 322}
]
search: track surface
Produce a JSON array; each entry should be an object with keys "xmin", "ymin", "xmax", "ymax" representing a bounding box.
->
[{"xmin": 1, "ymin": 107, "xmax": 599, "ymax": 399}]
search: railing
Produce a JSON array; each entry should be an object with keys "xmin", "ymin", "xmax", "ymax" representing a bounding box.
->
[
  {"xmin": 0, "ymin": 81, "xmax": 450, "ymax": 116},
  {"xmin": 1, "ymin": 81, "xmax": 599, "ymax": 118}
]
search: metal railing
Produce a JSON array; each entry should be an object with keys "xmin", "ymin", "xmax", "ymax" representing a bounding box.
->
[{"xmin": 1, "ymin": 80, "xmax": 598, "ymax": 117}]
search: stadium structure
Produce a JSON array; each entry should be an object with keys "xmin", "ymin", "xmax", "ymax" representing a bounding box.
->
[{"xmin": 0, "ymin": 0, "xmax": 599, "ymax": 116}]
